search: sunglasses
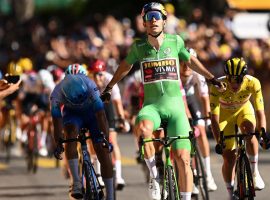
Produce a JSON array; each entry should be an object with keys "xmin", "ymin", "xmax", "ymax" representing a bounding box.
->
[
  {"xmin": 144, "ymin": 11, "xmax": 163, "ymax": 21},
  {"xmin": 227, "ymin": 75, "xmax": 243, "ymax": 84}
]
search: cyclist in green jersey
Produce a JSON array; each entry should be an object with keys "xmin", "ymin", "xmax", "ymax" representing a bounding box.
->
[{"xmin": 100, "ymin": 2, "xmax": 224, "ymax": 200}]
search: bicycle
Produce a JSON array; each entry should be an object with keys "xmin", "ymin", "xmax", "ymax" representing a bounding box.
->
[
  {"xmin": 0, "ymin": 105, "xmax": 17, "ymax": 163},
  {"xmin": 217, "ymin": 125, "xmax": 263, "ymax": 200},
  {"xmin": 191, "ymin": 134, "xmax": 209, "ymax": 200},
  {"xmin": 22, "ymin": 105, "xmax": 43, "ymax": 174},
  {"xmin": 59, "ymin": 128, "xmax": 112, "ymax": 200},
  {"xmin": 190, "ymin": 116, "xmax": 210, "ymax": 200},
  {"xmin": 139, "ymin": 120, "xmax": 194, "ymax": 200}
]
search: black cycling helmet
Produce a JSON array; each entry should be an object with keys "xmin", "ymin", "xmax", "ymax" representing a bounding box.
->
[{"xmin": 224, "ymin": 57, "xmax": 247, "ymax": 83}]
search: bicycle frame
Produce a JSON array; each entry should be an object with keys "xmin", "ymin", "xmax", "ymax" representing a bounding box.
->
[
  {"xmin": 219, "ymin": 125, "xmax": 259, "ymax": 199},
  {"xmin": 60, "ymin": 128, "xmax": 105, "ymax": 200},
  {"xmin": 139, "ymin": 132, "xmax": 194, "ymax": 200}
]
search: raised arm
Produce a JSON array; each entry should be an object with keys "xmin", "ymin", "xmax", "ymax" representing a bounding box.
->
[
  {"xmin": 100, "ymin": 60, "xmax": 133, "ymax": 102},
  {"xmin": 107, "ymin": 60, "xmax": 133, "ymax": 89},
  {"xmin": 188, "ymin": 56, "xmax": 214, "ymax": 80}
]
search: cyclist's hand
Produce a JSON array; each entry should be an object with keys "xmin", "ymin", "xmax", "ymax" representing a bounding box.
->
[
  {"xmin": 259, "ymin": 133, "xmax": 270, "ymax": 150},
  {"xmin": 116, "ymin": 118, "xmax": 130, "ymax": 133},
  {"xmin": 103, "ymin": 141, "xmax": 113, "ymax": 153},
  {"xmin": 100, "ymin": 86, "xmax": 112, "ymax": 102},
  {"xmin": 54, "ymin": 143, "xmax": 64, "ymax": 160},
  {"xmin": 208, "ymin": 78, "xmax": 226, "ymax": 92},
  {"xmin": 215, "ymin": 143, "xmax": 223, "ymax": 155}
]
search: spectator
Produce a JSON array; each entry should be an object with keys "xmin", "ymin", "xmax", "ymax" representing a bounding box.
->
[{"xmin": 0, "ymin": 79, "xmax": 21, "ymax": 100}]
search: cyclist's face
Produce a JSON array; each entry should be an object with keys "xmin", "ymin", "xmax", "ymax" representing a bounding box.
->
[
  {"xmin": 227, "ymin": 76, "xmax": 242, "ymax": 92},
  {"xmin": 143, "ymin": 11, "xmax": 164, "ymax": 35},
  {"xmin": 93, "ymin": 72, "xmax": 106, "ymax": 88}
]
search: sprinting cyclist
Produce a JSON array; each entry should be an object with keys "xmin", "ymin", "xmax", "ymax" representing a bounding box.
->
[
  {"xmin": 51, "ymin": 64, "xmax": 114, "ymax": 200},
  {"xmin": 210, "ymin": 57, "xmax": 266, "ymax": 200},
  {"xmin": 89, "ymin": 59, "xmax": 126, "ymax": 190},
  {"xmin": 180, "ymin": 48, "xmax": 217, "ymax": 192},
  {"xmin": 100, "ymin": 2, "xmax": 224, "ymax": 200}
]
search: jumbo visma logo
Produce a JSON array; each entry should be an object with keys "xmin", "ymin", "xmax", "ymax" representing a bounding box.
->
[
  {"xmin": 142, "ymin": 58, "xmax": 178, "ymax": 83},
  {"xmin": 143, "ymin": 59, "xmax": 176, "ymax": 68}
]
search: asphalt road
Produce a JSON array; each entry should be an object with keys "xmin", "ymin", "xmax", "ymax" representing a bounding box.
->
[{"xmin": 0, "ymin": 134, "xmax": 269, "ymax": 200}]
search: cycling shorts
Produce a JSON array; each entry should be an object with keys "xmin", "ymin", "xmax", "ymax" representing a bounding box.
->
[
  {"xmin": 219, "ymin": 101, "xmax": 256, "ymax": 150},
  {"xmin": 136, "ymin": 96, "xmax": 191, "ymax": 151},
  {"xmin": 62, "ymin": 107, "xmax": 104, "ymax": 144}
]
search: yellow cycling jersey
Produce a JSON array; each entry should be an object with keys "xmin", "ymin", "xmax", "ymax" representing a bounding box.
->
[{"xmin": 210, "ymin": 75, "xmax": 264, "ymax": 115}]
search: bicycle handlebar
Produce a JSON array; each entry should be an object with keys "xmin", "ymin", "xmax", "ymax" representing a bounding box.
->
[
  {"xmin": 222, "ymin": 132, "xmax": 260, "ymax": 140},
  {"xmin": 216, "ymin": 128, "xmax": 262, "ymax": 155},
  {"xmin": 59, "ymin": 129, "xmax": 113, "ymax": 152},
  {"xmin": 139, "ymin": 131, "xmax": 194, "ymax": 159}
]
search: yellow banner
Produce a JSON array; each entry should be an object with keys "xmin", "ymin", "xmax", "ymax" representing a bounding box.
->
[{"xmin": 227, "ymin": 0, "xmax": 270, "ymax": 9}]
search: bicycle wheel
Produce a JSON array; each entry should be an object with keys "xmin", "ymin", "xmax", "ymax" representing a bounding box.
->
[
  {"xmin": 236, "ymin": 154, "xmax": 255, "ymax": 200},
  {"xmin": 243, "ymin": 154, "xmax": 255, "ymax": 199},
  {"xmin": 3, "ymin": 122, "xmax": 12, "ymax": 163},
  {"xmin": 163, "ymin": 165, "xmax": 179, "ymax": 200},
  {"xmin": 26, "ymin": 129, "xmax": 39, "ymax": 173},
  {"xmin": 83, "ymin": 161, "xmax": 104, "ymax": 200},
  {"xmin": 194, "ymin": 145, "xmax": 209, "ymax": 200}
]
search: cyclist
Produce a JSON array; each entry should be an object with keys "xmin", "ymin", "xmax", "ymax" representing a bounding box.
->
[
  {"xmin": 180, "ymin": 48, "xmax": 217, "ymax": 191},
  {"xmin": 210, "ymin": 57, "xmax": 266, "ymax": 200},
  {"xmin": 100, "ymin": 2, "xmax": 224, "ymax": 200},
  {"xmin": 89, "ymin": 59, "xmax": 127, "ymax": 190},
  {"xmin": 51, "ymin": 64, "xmax": 114, "ymax": 200}
]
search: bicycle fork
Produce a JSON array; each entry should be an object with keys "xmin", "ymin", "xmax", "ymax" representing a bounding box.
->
[
  {"xmin": 163, "ymin": 146, "xmax": 180, "ymax": 200},
  {"xmin": 81, "ymin": 144, "xmax": 101, "ymax": 192}
]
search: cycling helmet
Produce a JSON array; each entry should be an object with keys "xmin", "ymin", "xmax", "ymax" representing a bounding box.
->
[
  {"xmin": 61, "ymin": 75, "xmax": 88, "ymax": 105},
  {"xmin": 65, "ymin": 63, "xmax": 87, "ymax": 75},
  {"xmin": 141, "ymin": 2, "xmax": 167, "ymax": 20},
  {"xmin": 18, "ymin": 58, "xmax": 33, "ymax": 72},
  {"xmin": 89, "ymin": 60, "xmax": 106, "ymax": 73},
  {"xmin": 7, "ymin": 62, "xmax": 23, "ymax": 75},
  {"xmin": 188, "ymin": 48, "xmax": 197, "ymax": 58},
  {"xmin": 224, "ymin": 57, "xmax": 247, "ymax": 77},
  {"xmin": 47, "ymin": 65, "xmax": 64, "ymax": 82}
]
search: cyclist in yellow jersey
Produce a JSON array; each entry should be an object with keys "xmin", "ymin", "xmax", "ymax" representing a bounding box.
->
[{"xmin": 210, "ymin": 57, "xmax": 266, "ymax": 200}]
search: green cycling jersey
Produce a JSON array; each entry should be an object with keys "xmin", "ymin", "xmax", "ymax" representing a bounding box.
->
[{"xmin": 126, "ymin": 34, "xmax": 192, "ymax": 150}]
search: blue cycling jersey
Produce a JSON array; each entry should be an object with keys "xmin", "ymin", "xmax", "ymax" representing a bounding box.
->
[{"xmin": 50, "ymin": 74, "xmax": 104, "ymax": 118}]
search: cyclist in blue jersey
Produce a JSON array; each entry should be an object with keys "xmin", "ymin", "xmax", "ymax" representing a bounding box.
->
[
  {"xmin": 50, "ymin": 64, "xmax": 114, "ymax": 200},
  {"xmin": 100, "ymin": 3, "xmax": 224, "ymax": 200}
]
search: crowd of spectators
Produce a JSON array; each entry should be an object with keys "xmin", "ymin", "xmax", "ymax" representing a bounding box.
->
[{"xmin": 0, "ymin": 4, "xmax": 269, "ymax": 128}]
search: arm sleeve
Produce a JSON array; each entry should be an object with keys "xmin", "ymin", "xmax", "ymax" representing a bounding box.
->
[
  {"xmin": 194, "ymin": 72, "xmax": 209, "ymax": 97},
  {"xmin": 125, "ymin": 41, "xmax": 139, "ymax": 65},
  {"xmin": 111, "ymin": 83, "xmax": 121, "ymax": 100},
  {"xmin": 209, "ymin": 85, "xmax": 220, "ymax": 115},
  {"xmin": 252, "ymin": 78, "xmax": 264, "ymax": 111},
  {"xmin": 50, "ymin": 97, "xmax": 62, "ymax": 118},
  {"xmin": 105, "ymin": 73, "xmax": 121, "ymax": 100},
  {"xmin": 50, "ymin": 86, "xmax": 62, "ymax": 118},
  {"xmin": 176, "ymin": 35, "xmax": 190, "ymax": 61}
]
